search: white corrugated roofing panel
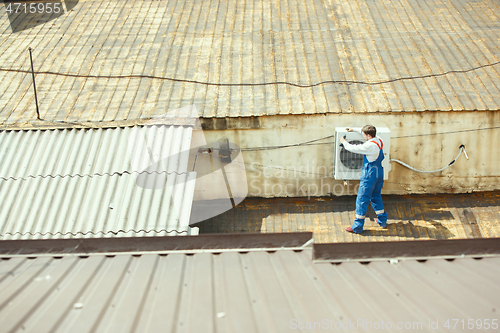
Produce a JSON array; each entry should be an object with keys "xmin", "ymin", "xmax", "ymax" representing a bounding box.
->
[
  {"xmin": 0, "ymin": 172, "xmax": 196, "ymax": 240},
  {"xmin": 0, "ymin": 125, "xmax": 197, "ymax": 239},
  {"xmin": 1, "ymin": 0, "xmax": 499, "ymax": 122},
  {"xmin": 0, "ymin": 126, "xmax": 192, "ymax": 179}
]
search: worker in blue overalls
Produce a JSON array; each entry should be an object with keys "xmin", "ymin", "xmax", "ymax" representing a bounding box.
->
[{"xmin": 340, "ymin": 125, "xmax": 388, "ymax": 234}]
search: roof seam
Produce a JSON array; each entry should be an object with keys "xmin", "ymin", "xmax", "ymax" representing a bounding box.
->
[
  {"xmin": 0, "ymin": 170, "xmax": 192, "ymax": 182},
  {"xmin": 0, "ymin": 228, "xmax": 189, "ymax": 238}
]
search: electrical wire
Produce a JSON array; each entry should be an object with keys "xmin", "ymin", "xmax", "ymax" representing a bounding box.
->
[
  {"xmin": 238, "ymin": 126, "xmax": 499, "ymax": 151},
  {"xmin": 0, "ymin": 60, "xmax": 498, "ymax": 88},
  {"xmin": 1, "ymin": 51, "xmax": 498, "ymax": 129},
  {"xmin": 392, "ymin": 126, "xmax": 500, "ymax": 138},
  {"xmin": 0, "ymin": 50, "xmax": 492, "ymax": 175},
  {"xmin": 236, "ymin": 145, "xmax": 468, "ymax": 180},
  {"xmin": 235, "ymin": 140, "xmax": 471, "ymax": 179},
  {"xmin": 240, "ymin": 134, "xmax": 335, "ymax": 151},
  {"xmin": 389, "ymin": 146, "xmax": 466, "ymax": 174}
]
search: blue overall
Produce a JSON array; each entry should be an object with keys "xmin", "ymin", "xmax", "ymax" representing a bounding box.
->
[{"xmin": 351, "ymin": 142, "xmax": 388, "ymax": 233}]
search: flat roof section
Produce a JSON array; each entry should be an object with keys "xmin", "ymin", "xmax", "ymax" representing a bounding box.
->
[{"xmin": 194, "ymin": 191, "xmax": 500, "ymax": 243}]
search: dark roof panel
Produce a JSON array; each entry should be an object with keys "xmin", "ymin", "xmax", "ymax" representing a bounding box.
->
[{"xmin": 1, "ymin": 250, "xmax": 499, "ymax": 332}]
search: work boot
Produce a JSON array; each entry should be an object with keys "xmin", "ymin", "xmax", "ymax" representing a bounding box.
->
[{"xmin": 345, "ymin": 226, "xmax": 361, "ymax": 234}]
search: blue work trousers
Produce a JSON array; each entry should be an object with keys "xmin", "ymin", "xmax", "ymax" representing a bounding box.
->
[{"xmin": 352, "ymin": 152, "xmax": 387, "ymax": 233}]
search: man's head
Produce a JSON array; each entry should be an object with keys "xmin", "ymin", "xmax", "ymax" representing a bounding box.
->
[{"xmin": 362, "ymin": 125, "xmax": 376, "ymax": 140}]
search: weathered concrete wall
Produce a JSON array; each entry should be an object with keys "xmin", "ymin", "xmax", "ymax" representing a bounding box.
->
[{"xmin": 199, "ymin": 110, "xmax": 500, "ymax": 197}]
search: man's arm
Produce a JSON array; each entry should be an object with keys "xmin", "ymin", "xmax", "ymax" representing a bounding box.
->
[
  {"xmin": 341, "ymin": 127, "xmax": 375, "ymax": 155},
  {"xmin": 343, "ymin": 140, "xmax": 378, "ymax": 155}
]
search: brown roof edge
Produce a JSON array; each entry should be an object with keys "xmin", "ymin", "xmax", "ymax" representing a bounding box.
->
[
  {"xmin": 314, "ymin": 238, "xmax": 500, "ymax": 261},
  {"xmin": 0, "ymin": 232, "xmax": 313, "ymax": 256}
]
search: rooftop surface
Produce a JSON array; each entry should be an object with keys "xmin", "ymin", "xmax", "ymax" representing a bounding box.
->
[
  {"xmin": 1, "ymin": 0, "xmax": 500, "ymax": 126},
  {"xmin": 194, "ymin": 191, "xmax": 500, "ymax": 243},
  {"xmin": 1, "ymin": 247, "xmax": 499, "ymax": 333}
]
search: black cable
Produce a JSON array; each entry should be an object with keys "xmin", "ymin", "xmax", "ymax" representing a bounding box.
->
[
  {"xmin": 240, "ymin": 134, "xmax": 335, "ymax": 151},
  {"xmin": 391, "ymin": 126, "xmax": 500, "ymax": 138},
  {"xmin": 239, "ymin": 126, "xmax": 499, "ymax": 151},
  {"xmin": 0, "ymin": 60, "xmax": 499, "ymax": 88}
]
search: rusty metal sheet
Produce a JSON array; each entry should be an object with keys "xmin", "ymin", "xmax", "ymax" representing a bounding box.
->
[
  {"xmin": 313, "ymin": 238, "xmax": 500, "ymax": 261},
  {"xmin": 1, "ymin": 0, "xmax": 500, "ymax": 125},
  {"xmin": 0, "ymin": 232, "xmax": 314, "ymax": 255}
]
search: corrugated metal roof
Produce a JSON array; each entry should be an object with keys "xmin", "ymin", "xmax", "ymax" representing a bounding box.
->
[
  {"xmin": 195, "ymin": 191, "xmax": 500, "ymax": 243},
  {"xmin": 0, "ymin": 249, "xmax": 498, "ymax": 332},
  {"xmin": 0, "ymin": 126, "xmax": 192, "ymax": 179},
  {"xmin": 0, "ymin": 125, "xmax": 198, "ymax": 239},
  {"xmin": 1, "ymin": 0, "xmax": 500, "ymax": 124},
  {"xmin": 0, "ymin": 172, "xmax": 196, "ymax": 240}
]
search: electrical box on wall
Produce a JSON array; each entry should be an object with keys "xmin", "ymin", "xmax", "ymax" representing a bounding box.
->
[{"xmin": 334, "ymin": 127, "xmax": 391, "ymax": 180}]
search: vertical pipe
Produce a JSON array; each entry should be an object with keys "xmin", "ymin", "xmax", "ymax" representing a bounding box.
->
[{"xmin": 28, "ymin": 47, "xmax": 40, "ymax": 120}]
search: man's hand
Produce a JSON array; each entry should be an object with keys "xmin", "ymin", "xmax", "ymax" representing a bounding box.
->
[{"xmin": 340, "ymin": 136, "xmax": 346, "ymax": 143}]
